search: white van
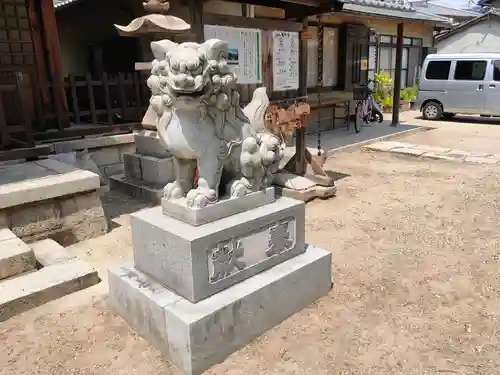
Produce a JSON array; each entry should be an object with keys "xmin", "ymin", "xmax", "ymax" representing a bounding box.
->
[{"xmin": 418, "ymin": 53, "xmax": 500, "ymax": 120}]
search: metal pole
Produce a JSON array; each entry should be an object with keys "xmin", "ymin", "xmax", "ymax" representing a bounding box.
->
[{"xmin": 392, "ymin": 23, "xmax": 404, "ymax": 126}]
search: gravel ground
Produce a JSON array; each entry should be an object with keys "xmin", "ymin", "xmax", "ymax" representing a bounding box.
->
[{"xmin": 2, "ymin": 113, "xmax": 500, "ymax": 375}]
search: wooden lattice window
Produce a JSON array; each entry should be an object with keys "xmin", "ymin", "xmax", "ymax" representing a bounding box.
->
[{"xmin": 0, "ymin": 0, "xmax": 34, "ymax": 70}]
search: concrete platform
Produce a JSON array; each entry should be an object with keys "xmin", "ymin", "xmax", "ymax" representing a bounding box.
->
[
  {"xmin": 0, "ymin": 238, "xmax": 100, "ymax": 322},
  {"xmin": 0, "ymin": 159, "xmax": 100, "ymax": 210},
  {"xmin": 108, "ymin": 245, "xmax": 332, "ymax": 375},
  {"xmin": 0, "ymin": 159, "xmax": 107, "ymax": 244}
]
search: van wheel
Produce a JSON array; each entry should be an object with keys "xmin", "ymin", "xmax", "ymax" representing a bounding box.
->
[{"xmin": 422, "ymin": 101, "xmax": 442, "ymax": 120}]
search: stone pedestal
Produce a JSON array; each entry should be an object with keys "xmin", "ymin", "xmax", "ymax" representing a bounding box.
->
[
  {"xmin": 109, "ymin": 130, "xmax": 175, "ymax": 203},
  {"xmin": 108, "ymin": 189, "xmax": 332, "ymax": 375}
]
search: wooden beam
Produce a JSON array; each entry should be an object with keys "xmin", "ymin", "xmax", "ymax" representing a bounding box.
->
[
  {"xmin": 295, "ymin": 16, "xmax": 309, "ymax": 175},
  {"xmin": 39, "ymin": 0, "xmax": 69, "ymax": 129},
  {"xmin": 27, "ymin": 0, "xmax": 49, "ymax": 108},
  {"xmin": 391, "ymin": 22, "xmax": 404, "ymax": 126},
  {"xmin": 204, "ymin": 14, "xmax": 302, "ymax": 32},
  {"xmin": 189, "ymin": 0, "xmax": 204, "ymax": 42}
]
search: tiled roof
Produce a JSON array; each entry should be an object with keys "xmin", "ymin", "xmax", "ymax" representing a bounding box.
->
[
  {"xmin": 53, "ymin": 0, "xmax": 414, "ymax": 11},
  {"xmin": 340, "ymin": 0, "xmax": 412, "ymax": 11},
  {"xmin": 435, "ymin": 8, "xmax": 500, "ymax": 41},
  {"xmin": 411, "ymin": 1, "xmax": 479, "ymax": 19},
  {"xmin": 342, "ymin": 3, "xmax": 453, "ymax": 22},
  {"xmin": 53, "ymin": 0, "xmax": 80, "ymax": 9}
]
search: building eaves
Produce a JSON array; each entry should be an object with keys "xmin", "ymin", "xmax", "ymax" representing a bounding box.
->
[
  {"xmin": 342, "ymin": 3, "xmax": 454, "ymax": 23},
  {"xmin": 434, "ymin": 8, "xmax": 500, "ymax": 42},
  {"xmin": 414, "ymin": 1, "xmax": 480, "ymax": 19}
]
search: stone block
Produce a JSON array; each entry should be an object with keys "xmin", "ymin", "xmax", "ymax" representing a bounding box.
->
[
  {"xmin": 108, "ymin": 245, "xmax": 332, "ymax": 375},
  {"xmin": 89, "ymin": 148, "xmax": 121, "ymax": 167},
  {"xmin": 0, "ymin": 258, "xmax": 100, "ymax": 322},
  {"xmin": 134, "ymin": 130, "xmax": 170, "ymax": 158},
  {"xmin": 162, "ymin": 187, "xmax": 276, "ymax": 226},
  {"xmin": 132, "ymin": 197, "xmax": 305, "ymax": 303},
  {"xmin": 59, "ymin": 191, "xmax": 105, "ymax": 227},
  {"xmin": 141, "ymin": 155, "xmax": 175, "ymax": 185},
  {"xmin": 30, "ymin": 238, "xmax": 76, "ymax": 266},
  {"xmin": 8, "ymin": 200, "xmax": 62, "ymax": 238},
  {"xmin": 0, "ymin": 213, "xmax": 7, "ymax": 229},
  {"xmin": 109, "ymin": 174, "xmax": 163, "ymax": 203},
  {"xmin": 123, "ymin": 152, "xmax": 142, "ymax": 180},
  {"xmin": 0, "ymin": 230, "xmax": 36, "ymax": 280}
]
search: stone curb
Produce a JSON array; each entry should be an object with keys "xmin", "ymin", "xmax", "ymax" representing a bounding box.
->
[
  {"xmin": 363, "ymin": 141, "xmax": 500, "ymax": 166},
  {"xmin": 325, "ymin": 126, "xmax": 432, "ymax": 158}
]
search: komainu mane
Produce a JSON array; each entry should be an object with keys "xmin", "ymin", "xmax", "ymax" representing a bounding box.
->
[{"xmin": 146, "ymin": 38, "xmax": 283, "ymax": 208}]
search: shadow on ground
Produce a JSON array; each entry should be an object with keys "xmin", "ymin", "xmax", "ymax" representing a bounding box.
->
[{"xmin": 100, "ymin": 190, "xmax": 152, "ymax": 229}]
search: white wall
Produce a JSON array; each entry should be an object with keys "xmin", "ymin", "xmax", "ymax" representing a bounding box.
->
[{"xmin": 436, "ymin": 18, "xmax": 500, "ymax": 53}]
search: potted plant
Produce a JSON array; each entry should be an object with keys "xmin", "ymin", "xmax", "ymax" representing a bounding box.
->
[
  {"xmin": 382, "ymin": 96, "xmax": 394, "ymax": 113},
  {"xmin": 399, "ymin": 88, "xmax": 411, "ymax": 111},
  {"xmin": 373, "ymin": 72, "xmax": 394, "ymax": 113},
  {"xmin": 400, "ymin": 86, "xmax": 418, "ymax": 111}
]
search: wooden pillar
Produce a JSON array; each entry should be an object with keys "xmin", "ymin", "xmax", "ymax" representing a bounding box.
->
[
  {"xmin": 295, "ymin": 17, "xmax": 308, "ymax": 175},
  {"xmin": 40, "ymin": 0, "xmax": 69, "ymax": 129},
  {"xmin": 189, "ymin": 0, "xmax": 204, "ymax": 43},
  {"xmin": 391, "ymin": 22, "xmax": 404, "ymax": 126}
]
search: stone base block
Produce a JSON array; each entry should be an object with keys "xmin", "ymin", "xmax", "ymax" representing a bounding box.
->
[
  {"xmin": 109, "ymin": 174, "xmax": 163, "ymax": 203},
  {"xmin": 162, "ymin": 187, "xmax": 276, "ymax": 226},
  {"xmin": 123, "ymin": 152, "xmax": 174, "ymax": 185},
  {"xmin": 108, "ymin": 245, "xmax": 332, "ymax": 375},
  {"xmin": 132, "ymin": 197, "xmax": 305, "ymax": 303}
]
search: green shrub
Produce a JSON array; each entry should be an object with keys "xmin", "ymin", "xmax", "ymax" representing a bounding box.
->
[{"xmin": 373, "ymin": 72, "xmax": 393, "ymax": 105}]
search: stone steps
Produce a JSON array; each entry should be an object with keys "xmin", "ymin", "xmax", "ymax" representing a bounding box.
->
[
  {"xmin": 0, "ymin": 234, "xmax": 100, "ymax": 322},
  {"xmin": 0, "ymin": 228, "xmax": 37, "ymax": 280}
]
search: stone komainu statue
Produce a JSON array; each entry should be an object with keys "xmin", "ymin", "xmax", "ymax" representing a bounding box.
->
[{"xmin": 146, "ymin": 38, "xmax": 284, "ymax": 208}]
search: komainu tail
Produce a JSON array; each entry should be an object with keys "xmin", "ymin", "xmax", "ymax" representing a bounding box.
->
[{"xmin": 243, "ymin": 87, "xmax": 269, "ymax": 133}]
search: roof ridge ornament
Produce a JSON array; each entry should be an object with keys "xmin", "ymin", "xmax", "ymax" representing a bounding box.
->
[{"xmin": 114, "ymin": 1, "xmax": 191, "ymax": 37}]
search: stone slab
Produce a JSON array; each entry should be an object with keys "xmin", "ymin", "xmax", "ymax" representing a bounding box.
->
[
  {"xmin": 108, "ymin": 245, "xmax": 332, "ymax": 375},
  {"xmin": 0, "ymin": 160, "xmax": 100, "ymax": 210},
  {"xmin": 362, "ymin": 141, "xmax": 413, "ymax": 152},
  {"xmin": 109, "ymin": 174, "xmax": 163, "ymax": 203},
  {"xmin": 134, "ymin": 130, "xmax": 170, "ymax": 158},
  {"xmin": 390, "ymin": 147, "xmax": 426, "ymax": 157},
  {"xmin": 123, "ymin": 152, "xmax": 175, "ymax": 185},
  {"xmin": 133, "ymin": 196, "xmax": 305, "ymax": 303},
  {"xmin": 0, "ymin": 258, "xmax": 100, "ymax": 322},
  {"xmin": 162, "ymin": 187, "xmax": 276, "ymax": 226},
  {"xmin": 30, "ymin": 239, "xmax": 76, "ymax": 266},
  {"xmin": 0, "ymin": 230, "xmax": 36, "ymax": 280},
  {"xmin": 465, "ymin": 156, "xmax": 499, "ymax": 165}
]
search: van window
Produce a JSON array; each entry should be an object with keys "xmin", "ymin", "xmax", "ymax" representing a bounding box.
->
[
  {"xmin": 454, "ymin": 60, "xmax": 487, "ymax": 81},
  {"xmin": 493, "ymin": 61, "xmax": 500, "ymax": 81},
  {"xmin": 425, "ymin": 60, "xmax": 451, "ymax": 80}
]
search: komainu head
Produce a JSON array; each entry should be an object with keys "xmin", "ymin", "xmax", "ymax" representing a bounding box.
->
[{"xmin": 147, "ymin": 38, "xmax": 237, "ymax": 110}]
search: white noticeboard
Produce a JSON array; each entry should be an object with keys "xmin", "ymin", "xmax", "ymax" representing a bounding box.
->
[
  {"xmin": 272, "ymin": 31, "xmax": 299, "ymax": 91},
  {"xmin": 204, "ymin": 25, "xmax": 262, "ymax": 85}
]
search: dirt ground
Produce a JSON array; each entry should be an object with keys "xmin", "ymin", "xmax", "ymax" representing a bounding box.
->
[{"xmin": 3, "ymin": 112, "xmax": 500, "ymax": 375}]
